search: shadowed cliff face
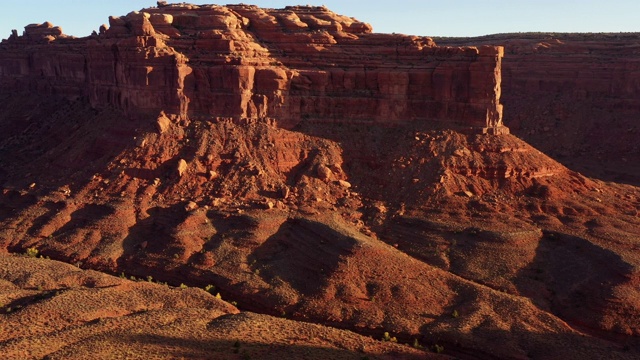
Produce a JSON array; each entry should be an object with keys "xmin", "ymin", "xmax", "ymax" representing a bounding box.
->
[
  {"xmin": 0, "ymin": 4, "xmax": 639, "ymax": 360},
  {"xmin": 435, "ymin": 33, "xmax": 640, "ymax": 185}
]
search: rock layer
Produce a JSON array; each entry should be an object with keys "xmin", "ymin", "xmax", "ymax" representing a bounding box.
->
[
  {"xmin": 0, "ymin": 4, "xmax": 507, "ymax": 134},
  {"xmin": 435, "ymin": 33, "xmax": 640, "ymax": 183}
]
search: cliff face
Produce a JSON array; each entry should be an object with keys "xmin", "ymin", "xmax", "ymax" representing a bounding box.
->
[
  {"xmin": 436, "ymin": 33, "xmax": 640, "ymax": 183},
  {"xmin": 0, "ymin": 4, "xmax": 507, "ymax": 134},
  {"xmin": 0, "ymin": 22, "xmax": 87, "ymax": 99}
]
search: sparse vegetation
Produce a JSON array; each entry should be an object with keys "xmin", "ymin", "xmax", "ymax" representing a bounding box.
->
[
  {"xmin": 25, "ymin": 247, "xmax": 39, "ymax": 258},
  {"xmin": 452, "ymin": 309, "xmax": 459, "ymax": 318},
  {"xmin": 382, "ymin": 331, "xmax": 397, "ymax": 342},
  {"xmin": 433, "ymin": 344, "xmax": 445, "ymax": 354}
]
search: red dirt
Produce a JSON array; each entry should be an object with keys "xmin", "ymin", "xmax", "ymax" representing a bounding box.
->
[{"xmin": 0, "ymin": 253, "xmax": 430, "ymax": 359}]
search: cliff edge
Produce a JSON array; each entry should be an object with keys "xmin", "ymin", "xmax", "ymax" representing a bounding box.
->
[{"xmin": 0, "ymin": 3, "xmax": 508, "ymax": 134}]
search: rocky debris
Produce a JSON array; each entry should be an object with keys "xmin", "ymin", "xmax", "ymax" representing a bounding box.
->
[
  {"xmin": 177, "ymin": 159, "xmax": 188, "ymax": 177},
  {"xmin": 155, "ymin": 112, "xmax": 172, "ymax": 133},
  {"xmin": 316, "ymin": 164, "xmax": 333, "ymax": 181},
  {"xmin": 0, "ymin": 86, "xmax": 639, "ymax": 360},
  {"xmin": 185, "ymin": 201, "xmax": 198, "ymax": 211},
  {"xmin": 460, "ymin": 190, "xmax": 474, "ymax": 198},
  {"xmin": 263, "ymin": 200, "xmax": 275, "ymax": 209}
]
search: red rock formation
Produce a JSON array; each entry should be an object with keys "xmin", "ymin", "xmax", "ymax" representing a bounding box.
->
[
  {"xmin": 3, "ymin": 5, "xmax": 639, "ymax": 360},
  {"xmin": 435, "ymin": 33, "xmax": 640, "ymax": 183},
  {"xmin": 0, "ymin": 23, "xmax": 86, "ymax": 98},
  {"xmin": 0, "ymin": 4, "xmax": 508, "ymax": 134}
]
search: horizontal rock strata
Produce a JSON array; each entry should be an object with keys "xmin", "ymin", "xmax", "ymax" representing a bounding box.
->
[{"xmin": 0, "ymin": 4, "xmax": 507, "ymax": 134}]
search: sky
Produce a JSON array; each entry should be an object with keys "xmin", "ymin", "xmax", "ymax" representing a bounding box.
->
[{"xmin": 1, "ymin": 0, "xmax": 639, "ymax": 41}]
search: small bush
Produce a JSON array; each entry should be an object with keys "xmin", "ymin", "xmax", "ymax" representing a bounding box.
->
[
  {"xmin": 382, "ymin": 332, "xmax": 397, "ymax": 342},
  {"xmin": 25, "ymin": 247, "xmax": 39, "ymax": 258}
]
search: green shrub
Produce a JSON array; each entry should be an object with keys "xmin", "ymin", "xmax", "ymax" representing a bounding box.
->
[
  {"xmin": 382, "ymin": 332, "xmax": 397, "ymax": 342},
  {"xmin": 25, "ymin": 247, "xmax": 39, "ymax": 258}
]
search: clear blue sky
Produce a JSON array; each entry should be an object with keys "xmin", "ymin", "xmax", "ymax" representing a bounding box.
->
[{"xmin": 1, "ymin": 0, "xmax": 639, "ymax": 41}]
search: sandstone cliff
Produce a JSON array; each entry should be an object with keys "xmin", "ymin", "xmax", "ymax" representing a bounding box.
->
[
  {"xmin": 436, "ymin": 33, "xmax": 640, "ymax": 184},
  {"xmin": 1, "ymin": 4, "xmax": 507, "ymax": 134}
]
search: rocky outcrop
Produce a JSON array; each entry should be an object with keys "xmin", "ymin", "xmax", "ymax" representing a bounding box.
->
[
  {"xmin": 435, "ymin": 33, "xmax": 640, "ymax": 183},
  {"xmin": 0, "ymin": 4, "xmax": 507, "ymax": 134},
  {"xmin": 0, "ymin": 23, "xmax": 86, "ymax": 99}
]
